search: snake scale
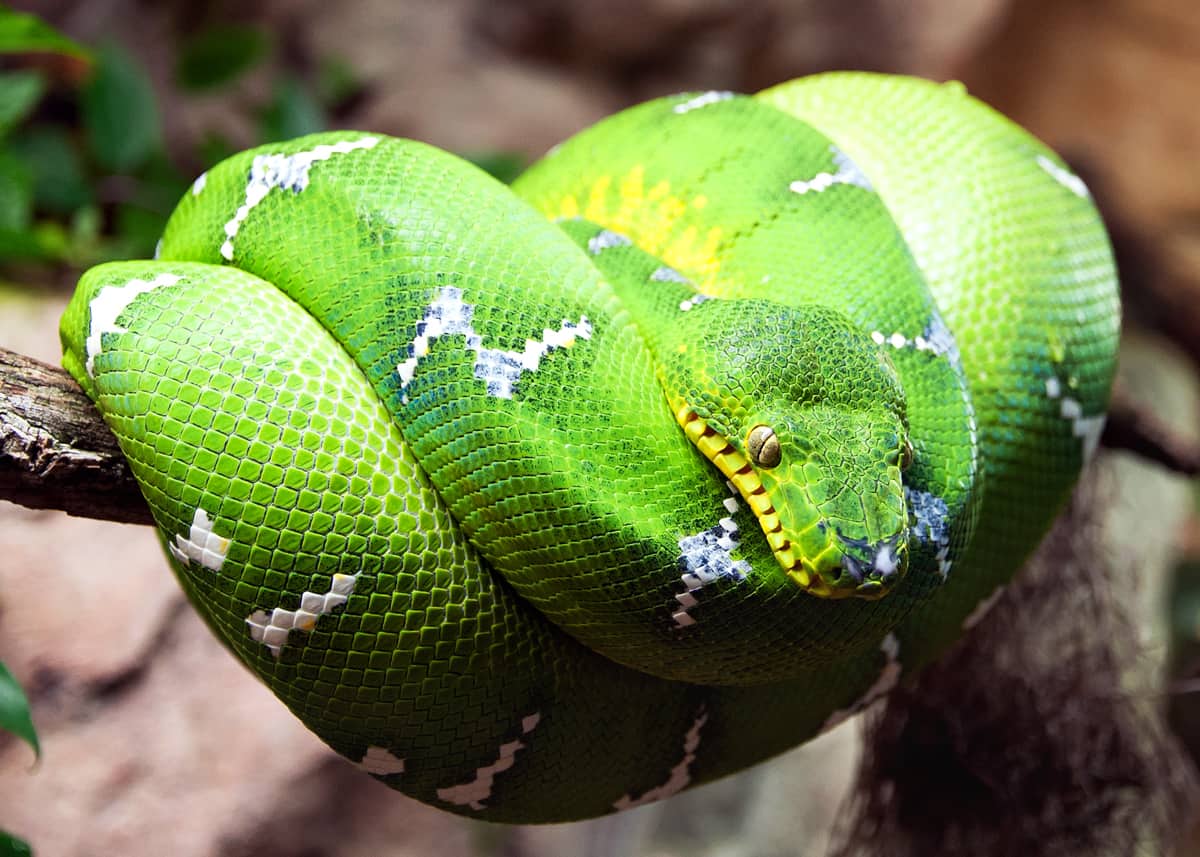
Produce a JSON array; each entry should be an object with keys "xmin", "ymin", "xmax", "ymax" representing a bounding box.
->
[{"xmin": 60, "ymin": 73, "xmax": 1119, "ymax": 822}]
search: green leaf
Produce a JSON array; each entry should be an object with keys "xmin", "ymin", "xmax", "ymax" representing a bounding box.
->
[
  {"xmin": 0, "ymin": 228, "xmax": 50, "ymax": 261},
  {"xmin": 105, "ymin": 201, "xmax": 167, "ymax": 261},
  {"xmin": 8, "ymin": 126, "xmax": 91, "ymax": 215},
  {"xmin": 0, "ymin": 219, "xmax": 68, "ymax": 262},
  {"xmin": 0, "ymin": 661, "xmax": 38, "ymax": 759},
  {"xmin": 0, "ymin": 71, "xmax": 44, "ymax": 138},
  {"xmin": 83, "ymin": 42, "xmax": 160, "ymax": 173},
  {"xmin": 260, "ymin": 77, "xmax": 325, "ymax": 143},
  {"xmin": 0, "ymin": 7, "xmax": 88, "ymax": 59},
  {"xmin": 465, "ymin": 152, "xmax": 527, "ymax": 185},
  {"xmin": 0, "ymin": 147, "xmax": 32, "ymax": 230},
  {"xmin": 0, "ymin": 830, "xmax": 32, "ymax": 857},
  {"xmin": 177, "ymin": 25, "xmax": 269, "ymax": 92}
]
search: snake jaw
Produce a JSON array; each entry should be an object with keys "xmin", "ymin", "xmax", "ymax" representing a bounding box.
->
[
  {"xmin": 675, "ymin": 405, "xmax": 808, "ymax": 579},
  {"xmin": 675, "ymin": 405, "xmax": 908, "ymax": 599},
  {"xmin": 835, "ymin": 532, "xmax": 907, "ymax": 598}
]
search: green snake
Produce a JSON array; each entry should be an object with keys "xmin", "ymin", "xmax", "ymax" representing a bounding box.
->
[{"xmin": 59, "ymin": 73, "xmax": 1119, "ymax": 822}]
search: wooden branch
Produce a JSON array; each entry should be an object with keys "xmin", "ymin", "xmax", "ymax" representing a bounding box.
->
[
  {"xmin": 0, "ymin": 344, "xmax": 1195, "ymax": 529},
  {"xmin": 0, "ymin": 346, "xmax": 152, "ymax": 525}
]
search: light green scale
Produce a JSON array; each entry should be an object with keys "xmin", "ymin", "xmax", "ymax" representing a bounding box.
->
[{"xmin": 59, "ymin": 73, "xmax": 1118, "ymax": 822}]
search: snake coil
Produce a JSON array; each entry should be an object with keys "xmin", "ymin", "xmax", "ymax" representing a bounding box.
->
[{"xmin": 61, "ymin": 73, "xmax": 1118, "ymax": 822}]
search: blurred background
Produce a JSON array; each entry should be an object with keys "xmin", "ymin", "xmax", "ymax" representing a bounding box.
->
[{"xmin": 0, "ymin": 1, "xmax": 1198, "ymax": 855}]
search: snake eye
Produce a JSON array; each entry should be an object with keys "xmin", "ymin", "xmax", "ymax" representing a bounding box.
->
[{"xmin": 747, "ymin": 425, "xmax": 781, "ymax": 469}]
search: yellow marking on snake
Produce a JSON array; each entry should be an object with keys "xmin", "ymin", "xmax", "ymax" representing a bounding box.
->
[
  {"xmin": 557, "ymin": 195, "xmax": 579, "ymax": 220},
  {"xmin": 674, "ymin": 405, "xmax": 807, "ymax": 583},
  {"xmin": 584, "ymin": 175, "xmax": 612, "ymax": 222},
  {"xmin": 568, "ymin": 168, "xmax": 725, "ymax": 283}
]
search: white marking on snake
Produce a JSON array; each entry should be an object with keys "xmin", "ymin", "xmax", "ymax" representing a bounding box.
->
[
  {"xmin": 819, "ymin": 633, "xmax": 902, "ymax": 733},
  {"xmin": 85, "ymin": 272, "xmax": 183, "ymax": 376},
  {"xmin": 873, "ymin": 310, "xmax": 978, "ymax": 474},
  {"xmin": 906, "ymin": 487, "xmax": 952, "ymax": 579},
  {"xmin": 191, "ymin": 171, "xmax": 207, "ymax": 195},
  {"xmin": 651, "ymin": 265, "xmax": 690, "ymax": 284},
  {"xmin": 436, "ymin": 712, "xmax": 541, "ymax": 810},
  {"xmin": 587, "ymin": 229, "xmax": 631, "ymax": 254},
  {"xmin": 167, "ymin": 507, "xmax": 229, "ymax": 572},
  {"xmin": 153, "ymin": 239, "xmax": 162, "ymax": 260},
  {"xmin": 872, "ymin": 310, "xmax": 958, "ymax": 359},
  {"xmin": 1044, "ymin": 372, "xmax": 1106, "ymax": 460},
  {"xmin": 789, "ymin": 145, "xmax": 874, "ymax": 195},
  {"xmin": 672, "ymin": 486, "xmax": 750, "ymax": 627},
  {"xmin": 673, "ymin": 91, "xmax": 733, "ymax": 114},
  {"xmin": 873, "ymin": 543, "xmax": 899, "ymax": 577},
  {"xmin": 358, "ymin": 746, "xmax": 406, "ymax": 776},
  {"xmin": 396, "ymin": 286, "xmax": 592, "ymax": 401},
  {"xmin": 919, "ymin": 310, "xmax": 958, "ymax": 358},
  {"xmin": 219, "ymin": 136, "xmax": 380, "ymax": 261},
  {"xmin": 1036, "ymin": 154, "xmax": 1090, "ymax": 199},
  {"xmin": 963, "ymin": 586, "xmax": 1006, "ymax": 630},
  {"xmin": 246, "ymin": 572, "xmax": 359, "ymax": 658},
  {"xmin": 679, "ymin": 293, "xmax": 712, "ymax": 312},
  {"xmin": 613, "ymin": 706, "xmax": 708, "ymax": 810}
]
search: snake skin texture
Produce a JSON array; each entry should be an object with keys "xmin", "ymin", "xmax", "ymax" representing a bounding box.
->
[{"xmin": 59, "ymin": 73, "xmax": 1119, "ymax": 822}]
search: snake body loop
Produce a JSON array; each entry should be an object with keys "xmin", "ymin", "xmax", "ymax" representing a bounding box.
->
[{"xmin": 60, "ymin": 73, "xmax": 1119, "ymax": 822}]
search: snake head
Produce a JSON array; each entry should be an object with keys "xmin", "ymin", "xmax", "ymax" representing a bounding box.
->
[{"xmin": 668, "ymin": 300, "xmax": 911, "ymax": 599}]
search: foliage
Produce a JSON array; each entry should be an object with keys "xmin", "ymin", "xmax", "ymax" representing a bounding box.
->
[
  {"xmin": 0, "ymin": 659, "xmax": 36, "ymax": 857},
  {"xmin": 0, "ymin": 7, "xmax": 528, "ymax": 280},
  {"xmin": 176, "ymin": 24, "xmax": 269, "ymax": 92},
  {"xmin": 0, "ymin": 7, "xmax": 87, "ymax": 58},
  {"xmin": 0, "ymin": 832, "xmax": 32, "ymax": 857},
  {"xmin": 0, "ymin": 661, "xmax": 37, "ymax": 759},
  {"xmin": 0, "ymin": 9, "xmax": 366, "ymax": 276}
]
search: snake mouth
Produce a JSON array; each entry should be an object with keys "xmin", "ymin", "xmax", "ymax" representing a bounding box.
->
[
  {"xmin": 835, "ymin": 532, "xmax": 906, "ymax": 597},
  {"xmin": 674, "ymin": 406, "xmax": 907, "ymax": 599},
  {"xmin": 674, "ymin": 406, "xmax": 811, "ymax": 584}
]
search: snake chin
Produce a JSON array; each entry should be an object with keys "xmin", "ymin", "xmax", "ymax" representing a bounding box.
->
[
  {"xmin": 675, "ymin": 404, "xmax": 910, "ymax": 600},
  {"xmin": 785, "ymin": 525, "xmax": 909, "ymax": 600},
  {"xmin": 830, "ymin": 531, "xmax": 908, "ymax": 599}
]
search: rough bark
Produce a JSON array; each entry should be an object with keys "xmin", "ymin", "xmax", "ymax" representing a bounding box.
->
[{"xmin": 0, "ymin": 346, "xmax": 152, "ymax": 525}]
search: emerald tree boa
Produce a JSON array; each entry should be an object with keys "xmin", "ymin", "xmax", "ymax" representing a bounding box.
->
[{"xmin": 60, "ymin": 72, "xmax": 1119, "ymax": 822}]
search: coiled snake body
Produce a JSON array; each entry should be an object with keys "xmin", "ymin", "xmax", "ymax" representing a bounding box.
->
[{"xmin": 61, "ymin": 73, "xmax": 1119, "ymax": 822}]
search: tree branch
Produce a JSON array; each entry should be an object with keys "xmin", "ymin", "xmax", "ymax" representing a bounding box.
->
[
  {"xmin": 0, "ymin": 346, "xmax": 152, "ymax": 525},
  {"xmin": 0, "ymin": 344, "xmax": 1195, "ymax": 528}
]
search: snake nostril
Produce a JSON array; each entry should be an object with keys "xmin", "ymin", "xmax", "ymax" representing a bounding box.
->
[
  {"xmin": 840, "ymin": 552, "xmax": 865, "ymax": 584},
  {"xmin": 837, "ymin": 533, "xmax": 905, "ymax": 589}
]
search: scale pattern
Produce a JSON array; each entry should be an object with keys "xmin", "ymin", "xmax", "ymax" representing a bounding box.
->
[{"xmin": 59, "ymin": 73, "xmax": 1119, "ymax": 822}]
